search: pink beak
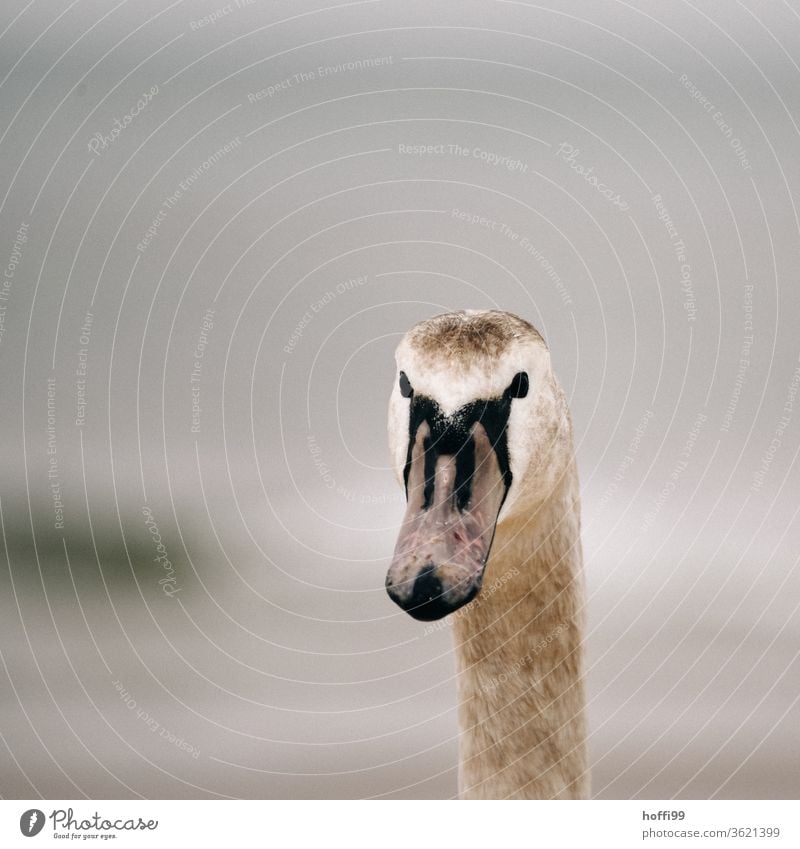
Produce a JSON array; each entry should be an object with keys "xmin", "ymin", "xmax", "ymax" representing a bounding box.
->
[{"xmin": 386, "ymin": 421, "xmax": 507, "ymax": 620}]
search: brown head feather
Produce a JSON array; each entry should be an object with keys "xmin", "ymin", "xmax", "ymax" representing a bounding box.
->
[{"xmin": 406, "ymin": 310, "xmax": 545, "ymax": 368}]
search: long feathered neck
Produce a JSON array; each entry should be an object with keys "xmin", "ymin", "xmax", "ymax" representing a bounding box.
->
[{"xmin": 451, "ymin": 460, "xmax": 589, "ymax": 799}]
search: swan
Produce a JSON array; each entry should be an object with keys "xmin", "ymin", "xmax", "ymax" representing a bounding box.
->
[{"xmin": 385, "ymin": 309, "xmax": 588, "ymax": 799}]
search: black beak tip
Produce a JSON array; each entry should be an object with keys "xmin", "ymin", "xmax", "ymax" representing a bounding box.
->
[{"xmin": 386, "ymin": 564, "xmax": 477, "ymax": 622}]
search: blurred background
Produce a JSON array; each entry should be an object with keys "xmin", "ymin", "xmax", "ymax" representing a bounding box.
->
[{"xmin": 0, "ymin": 0, "xmax": 798, "ymax": 799}]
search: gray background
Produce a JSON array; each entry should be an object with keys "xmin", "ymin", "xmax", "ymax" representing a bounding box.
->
[{"xmin": 0, "ymin": 0, "xmax": 798, "ymax": 799}]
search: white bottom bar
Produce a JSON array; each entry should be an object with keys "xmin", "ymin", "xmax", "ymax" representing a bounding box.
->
[{"xmin": 2, "ymin": 800, "xmax": 796, "ymax": 847}]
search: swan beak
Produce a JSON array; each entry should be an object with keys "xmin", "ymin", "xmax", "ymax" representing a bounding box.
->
[{"xmin": 386, "ymin": 421, "xmax": 507, "ymax": 621}]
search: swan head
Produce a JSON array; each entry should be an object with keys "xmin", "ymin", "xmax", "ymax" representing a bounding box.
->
[{"xmin": 385, "ymin": 309, "xmax": 572, "ymax": 621}]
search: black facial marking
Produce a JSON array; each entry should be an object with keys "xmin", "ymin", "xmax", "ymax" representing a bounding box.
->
[
  {"xmin": 422, "ymin": 435, "xmax": 437, "ymax": 509},
  {"xmin": 399, "ymin": 371, "xmax": 413, "ymax": 398},
  {"xmin": 453, "ymin": 435, "xmax": 476, "ymax": 511},
  {"xmin": 505, "ymin": 371, "xmax": 529, "ymax": 399},
  {"xmin": 403, "ymin": 389, "xmax": 520, "ymax": 508}
]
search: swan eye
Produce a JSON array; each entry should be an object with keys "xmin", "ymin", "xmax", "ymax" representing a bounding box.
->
[
  {"xmin": 399, "ymin": 371, "xmax": 413, "ymax": 398},
  {"xmin": 505, "ymin": 372, "xmax": 529, "ymax": 399}
]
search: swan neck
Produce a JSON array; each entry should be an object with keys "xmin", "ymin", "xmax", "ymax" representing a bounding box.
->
[{"xmin": 452, "ymin": 468, "xmax": 588, "ymax": 799}]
